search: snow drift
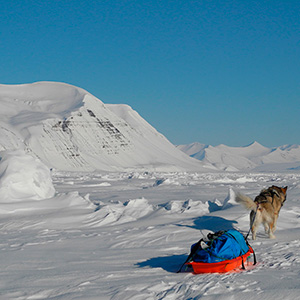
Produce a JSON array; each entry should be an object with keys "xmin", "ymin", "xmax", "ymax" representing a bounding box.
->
[
  {"xmin": 0, "ymin": 150, "xmax": 55, "ymax": 202},
  {"xmin": 0, "ymin": 82, "xmax": 206, "ymax": 172}
]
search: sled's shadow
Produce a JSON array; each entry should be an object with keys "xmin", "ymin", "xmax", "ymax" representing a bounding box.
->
[
  {"xmin": 136, "ymin": 216, "xmax": 237, "ymax": 273},
  {"xmin": 136, "ymin": 254, "xmax": 187, "ymax": 273}
]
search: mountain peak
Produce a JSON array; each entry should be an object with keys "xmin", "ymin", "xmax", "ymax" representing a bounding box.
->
[{"xmin": 246, "ymin": 141, "xmax": 265, "ymax": 148}]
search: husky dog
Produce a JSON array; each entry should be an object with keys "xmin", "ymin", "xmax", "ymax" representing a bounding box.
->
[{"xmin": 235, "ymin": 186, "xmax": 288, "ymax": 240}]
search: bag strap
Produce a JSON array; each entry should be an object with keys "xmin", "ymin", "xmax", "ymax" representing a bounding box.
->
[{"xmin": 176, "ymin": 238, "xmax": 202, "ymax": 273}]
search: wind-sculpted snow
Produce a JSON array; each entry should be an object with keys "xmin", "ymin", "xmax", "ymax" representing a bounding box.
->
[
  {"xmin": 86, "ymin": 198, "xmax": 213, "ymax": 227},
  {"xmin": 164, "ymin": 199, "xmax": 211, "ymax": 214},
  {"xmin": 1, "ymin": 169, "xmax": 300, "ymax": 299},
  {"xmin": 0, "ymin": 150, "xmax": 55, "ymax": 202},
  {"xmin": 88, "ymin": 198, "xmax": 155, "ymax": 226}
]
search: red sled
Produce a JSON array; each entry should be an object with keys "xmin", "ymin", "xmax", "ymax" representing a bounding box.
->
[{"xmin": 185, "ymin": 247, "xmax": 255, "ymax": 274}]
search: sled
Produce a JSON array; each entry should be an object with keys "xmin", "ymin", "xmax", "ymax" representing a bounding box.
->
[
  {"xmin": 185, "ymin": 247, "xmax": 255, "ymax": 274},
  {"xmin": 177, "ymin": 230, "xmax": 257, "ymax": 274}
]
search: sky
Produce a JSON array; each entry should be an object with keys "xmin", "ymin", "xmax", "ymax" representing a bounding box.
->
[{"xmin": 1, "ymin": 0, "xmax": 299, "ymax": 147}]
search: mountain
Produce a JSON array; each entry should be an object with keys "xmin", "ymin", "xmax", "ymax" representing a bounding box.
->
[
  {"xmin": 177, "ymin": 141, "xmax": 300, "ymax": 171},
  {"xmin": 0, "ymin": 82, "xmax": 209, "ymax": 172},
  {"xmin": 176, "ymin": 142, "xmax": 208, "ymax": 160}
]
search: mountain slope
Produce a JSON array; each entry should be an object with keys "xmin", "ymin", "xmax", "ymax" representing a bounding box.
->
[
  {"xmin": 177, "ymin": 142, "xmax": 300, "ymax": 171},
  {"xmin": 0, "ymin": 82, "xmax": 207, "ymax": 172}
]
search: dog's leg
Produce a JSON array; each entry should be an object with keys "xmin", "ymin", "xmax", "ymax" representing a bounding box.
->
[
  {"xmin": 250, "ymin": 210, "xmax": 260, "ymax": 240},
  {"xmin": 264, "ymin": 222, "xmax": 269, "ymax": 234},
  {"xmin": 273, "ymin": 214, "xmax": 278, "ymax": 233},
  {"xmin": 268, "ymin": 221, "xmax": 276, "ymax": 239}
]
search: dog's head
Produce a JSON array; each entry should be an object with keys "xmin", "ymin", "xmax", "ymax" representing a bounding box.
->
[{"xmin": 270, "ymin": 185, "xmax": 288, "ymax": 206}]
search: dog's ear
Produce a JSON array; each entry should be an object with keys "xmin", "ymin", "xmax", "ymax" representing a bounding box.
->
[{"xmin": 281, "ymin": 186, "xmax": 288, "ymax": 194}]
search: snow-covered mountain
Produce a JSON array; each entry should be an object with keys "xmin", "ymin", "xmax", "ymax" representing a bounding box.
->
[
  {"xmin": 0, "ymin": 82, "xmax": 208, "ymax": 172},
  {"xmin": 177, "ymin": 142, "xmax": 300, "ymax": 171}
]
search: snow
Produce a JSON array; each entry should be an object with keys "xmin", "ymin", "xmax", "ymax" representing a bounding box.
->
[
  {"xmin": 1, "ymin": 153, "xmax": 300, "ymax": 299},
  {"xmin": 1, "ymin": 81, "xmax": 300, "ymax": 299},
  {"xmin": 178, "ymin": 141, "xmax": 300, "ymax": 172},
  {"xmin": 0, "ymin": 82, "xmax": 207, "ymax": 172},
  {"xmin": 0, "ymin": 150, "xmax": 55, "ymax": 203}
]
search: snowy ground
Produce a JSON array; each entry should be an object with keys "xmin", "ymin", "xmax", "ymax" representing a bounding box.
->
[{"xmin": 1, "ymin": 170, "xmax": 300, "ymax": 300}]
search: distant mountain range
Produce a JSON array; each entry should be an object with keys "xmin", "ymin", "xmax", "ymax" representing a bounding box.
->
[{"xmin": 177, "ymin": 142, "xmax": 300, "ymax": 171}]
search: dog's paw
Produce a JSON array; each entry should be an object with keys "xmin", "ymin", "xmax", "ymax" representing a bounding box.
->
[{"xmin": 269, "ymin": 233, "xmax": 276, "ymax": 239}]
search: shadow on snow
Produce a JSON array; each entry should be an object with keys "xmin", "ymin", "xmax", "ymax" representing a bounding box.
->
[
  {"xmin": 182, "ymin": 215, "xmax": 238, "ymax": 232},
  {"xmin": 136, "ymin": 254, "xmax": 187, "ymax": 273},
  {"xmin": 136, "ymin": 216, "xmax": 238, "ymax": 273}
]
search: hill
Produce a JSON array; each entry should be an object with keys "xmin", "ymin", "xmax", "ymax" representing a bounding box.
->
[{"xmin": 0, "ymin": 82, "xmax": 207, "ymax": 172}]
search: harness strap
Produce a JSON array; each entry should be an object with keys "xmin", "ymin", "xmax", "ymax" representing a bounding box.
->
[
  {"xmin": 241, "ymin": 258, "xmax": 245, "ymax": 270},
  {"xmin": 252, "ymin": 247, "xmax": 257, "ymax": 265},
  {"xmin": 246, "ymin": 243, "xmax": 257, "ymax": 266}
]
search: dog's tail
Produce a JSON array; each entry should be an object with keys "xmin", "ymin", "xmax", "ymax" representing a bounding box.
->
[{"xmin": 234, "ymin": 192, "xmax": 257, "ymax": 210}]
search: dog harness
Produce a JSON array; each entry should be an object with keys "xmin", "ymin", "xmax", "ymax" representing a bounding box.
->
[{"xmin": 254, "ymin": 189, "xmax": 280, "ymax": 205}]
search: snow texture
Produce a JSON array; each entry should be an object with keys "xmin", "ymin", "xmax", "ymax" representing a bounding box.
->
[{"xmin": 1, "ymin": 154, "xmax": 300, "ymax": 299}]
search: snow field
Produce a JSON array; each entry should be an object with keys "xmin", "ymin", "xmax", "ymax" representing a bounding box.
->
[{"xmin": 1, "ymin": 162, "xmax": 300, "ymax": 299}]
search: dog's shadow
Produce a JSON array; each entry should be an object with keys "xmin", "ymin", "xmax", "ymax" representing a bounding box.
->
[
  {"xmin": 136, "ymin": 216, "xmax": 238, "ymax": 273},
  {"xmin": 180, "ymin": 215, "xmax": 238, "ymax": 232}
]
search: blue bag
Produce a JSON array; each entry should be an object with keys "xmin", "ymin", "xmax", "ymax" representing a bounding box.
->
[{"xmin": 192, "ymin": 229, "xmax": 249, "ymax": 263}]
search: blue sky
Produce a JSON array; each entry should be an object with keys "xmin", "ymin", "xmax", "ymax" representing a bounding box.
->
[{"xmin": 1, "ymin": 0, "xmax": 299, "ymax": 147}]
